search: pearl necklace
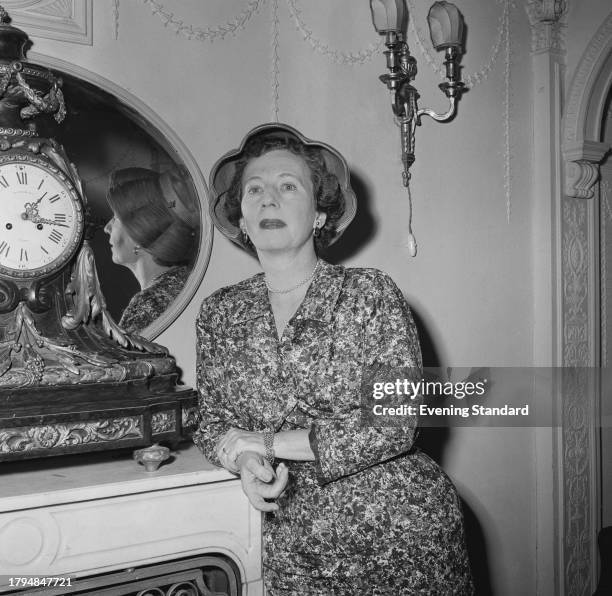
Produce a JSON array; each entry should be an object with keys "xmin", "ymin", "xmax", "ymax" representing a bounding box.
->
[{"xmin": 265, "ymin": 260, "xmax": 320, "ymax": 294}]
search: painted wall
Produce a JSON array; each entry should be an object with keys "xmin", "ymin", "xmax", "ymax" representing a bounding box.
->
[{"xmin": 24, "ymin": 0, "xmax": 611, "ymax": 593}]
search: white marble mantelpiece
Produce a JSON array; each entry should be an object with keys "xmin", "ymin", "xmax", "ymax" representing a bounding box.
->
[{"xmin": 0, "ymin": 444, "xmax": 263, "ymax": 595}]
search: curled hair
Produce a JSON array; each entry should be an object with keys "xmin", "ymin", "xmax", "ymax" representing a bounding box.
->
[
  {"xmin": 107, "ymin": 171, "xmax": 197, "ymax": 267},
  {"xmin": 224, "ymin": 136, "xmax": 345, "ymax": 252}
]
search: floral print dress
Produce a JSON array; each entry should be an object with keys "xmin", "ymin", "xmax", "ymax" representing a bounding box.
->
[
  {"xmin": 118, "ymin": 265, "xmax": 189, "ymax": 334},
  {"xmin": 193, "ymin": 260, "xmax": 473, "ymax": 595}
]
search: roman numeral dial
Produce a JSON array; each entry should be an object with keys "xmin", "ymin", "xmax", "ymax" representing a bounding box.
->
[{"xmin": 0, "ymin": 156, "xmax": 84, "ymax": 279}]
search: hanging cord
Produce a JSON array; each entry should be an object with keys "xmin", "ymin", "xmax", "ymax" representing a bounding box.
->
[
  {"xmin": 404, "ymin": 177, "xmax": 417, "ymax": 257},
  {"xmin": 394, "ymin": 94, "xmax": 418, "ymax": 257}
]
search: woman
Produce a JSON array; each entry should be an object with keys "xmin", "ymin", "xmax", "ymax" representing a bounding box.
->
[
  {"xmin": 193, "ymin": 124, "xmax": 473, "ymax": 594},
  {"xmin": 104, "ymin": 167, "xmax": 198, "ymax": 334}
]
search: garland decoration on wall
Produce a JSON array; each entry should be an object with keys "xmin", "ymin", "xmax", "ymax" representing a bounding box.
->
[
  {"xmin": 135, "ymin": 0, "xmax": 265, "ymax": 43},
  {"xmin": 285, "ymin": 0, "xmax": 383, "ymax": 65},
  {"xmin": 114, "ymin": 0, "xmax": 382, "ymax": 121},
  {"xmin": 112, "ymin": 1, "xmax": 385, "ymax": 131},
  {"xmin": 408, "ymin": 0, "xmax": 514, "ymax": 222},
  {"xmin": 126, "ymin": 0, "xmax": 383, "ymax": 63},
  {"xmin": 113, "ymin": 0, "xmax": 119, "ymax": 40},
  {"xmin": 271, "ymin": 0, "xmax": 281, "ymax": 121},
  {"xmin": 502, "ymin": 0, "xmax": 512, "ymax": 223},
  {"xmin": 407, "ymin": 0, "xmax": 511, "ymax": 90}
]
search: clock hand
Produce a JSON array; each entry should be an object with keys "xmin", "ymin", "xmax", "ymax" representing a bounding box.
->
[
  {"xmin": 29, "ymin": 215, "xmax": 69, "ymax": 228},
  {"xmin": 35, "ymin": 192, "xmax": 47, "ymax": 204},
  {"xmin": 22, "ymin": 194, "xmax": 48, "ymax": 219},
  {"xmin": 30, "ymin": 192, "xmax": 47, "ymax": 208}
]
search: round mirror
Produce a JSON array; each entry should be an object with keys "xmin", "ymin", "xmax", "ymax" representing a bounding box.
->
[{"xmin": 31, "ymin": 54, "xmax": 212, "ymax": 340}]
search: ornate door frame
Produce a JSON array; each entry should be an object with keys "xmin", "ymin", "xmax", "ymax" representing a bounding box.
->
[
  {"xmin": 560, "ymin": 7, "xmax": 612, "ymax": 595},
  {"xmin": 529, "ymin": 2, "xmax": 612, "ymax": 594}
]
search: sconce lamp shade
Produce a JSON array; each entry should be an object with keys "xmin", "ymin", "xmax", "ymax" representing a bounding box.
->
[
  {"xmin": 370, "ymin": 0, "xmax": 406, "ymax": 34},
  {"xmin": 427, "ymin": 1, "xmax": 464, "ymax": 50}
]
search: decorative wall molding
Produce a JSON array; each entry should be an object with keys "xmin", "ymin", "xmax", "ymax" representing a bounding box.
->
[
  {"xmin": 112, "ymin": 0, "xmax": 119, "ymax": 40},
  {"xmin": 502, "ymin": 2, "xmax": 512, "ymax": 222},
  {"xmin": 555, "ymin": 10, "xmax": 612, "ymax": 593},
  {"xmin": 285, "ymin": 0, "xmax": 381, "ymax": 65},
  {"xmin": 4, "ymin": 0, "xmax": 92, "ymax": 45},
  {"xmin": 562, "ymin": 367, "xmax": 596, "ymax": 596},
  {"xmin": 564, "ymin": 140, "xmax": 610, "ymax": 199},
  {"xmin": 111, "ymin": 1, "xmax": 384, "ymax": 122},
  {"xmin": 525, "ymin": 0, "xmax": 568, "ymax": 54},
  {"xmin": 562, "ymin": 200, "xmax": 590, "ymax": 367},
  {"xmin": 601, "ymin": 178, "xmax": 611, "ymax": 367},
  {"xmin": 271, "ymin": 0, "xmax": 280, "ymax": 121},
  {"xmin": 563, "ymin": 11, "xmax": 612, "ymax": 144},
  {"xmin": 532, "ymin": 0, "xmax": 567, "ymax": 22},
  {"xmin": 561, "ymin": 199, "xmax": 599, "ymax": 595},
  {"xmin": 138, "ymin": 0, "xmax": 264, "ymax": 43}
]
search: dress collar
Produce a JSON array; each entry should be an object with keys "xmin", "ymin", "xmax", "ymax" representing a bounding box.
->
[
  {"xmin": 293, "ymin": 259, "xmax": 345, "ymax": 324},
  {"xmin": 228, "ymin": 259, "xmax": 345, "ymax": 325}
]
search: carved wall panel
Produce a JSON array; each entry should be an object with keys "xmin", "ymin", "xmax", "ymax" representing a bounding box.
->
[
  {"xmin": 525, "ymin": 0, "xmax": 567, "ymax": 54},
  {"xmin": 562, "ymin": 367, "xmax": 596, "ymax": 596},
  {"xmin": 562, "ymin": 200, "xmax": 590, "ymax": 367},
  {"xmin": 558, "ymin": 7, "xmax": 612, "ymax": 593},
  {"xmin": 527, "ymin": 1, "xmax": 612, "ymax": 592},
  {"xmin": 2, "ymin": 0, "xmax": 92, "ymax": 45},
  {"xmin": 563, "ymin": 12, "xmax": 612, "ymax": 200},
  {"xmin": 561, "ymin": 196, "xmax": 597, "ymax": 595},
  {"xmin": 564, "ymin": 11, "xmax": 612, "ymax": 146}
]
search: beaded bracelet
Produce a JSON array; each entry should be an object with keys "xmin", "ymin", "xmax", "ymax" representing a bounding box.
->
[{"xmin": 263, "ymin": 430, "xmax": 275, "ymax": 464}]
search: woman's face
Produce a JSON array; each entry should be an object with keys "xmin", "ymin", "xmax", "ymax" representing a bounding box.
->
[
  {"xmin": 239, "ymin": 149, "xmax": 326, "ymax": 254},
  {"xmin": 104, "ymin": 215, "xmax": 139, "ymax": 266}
]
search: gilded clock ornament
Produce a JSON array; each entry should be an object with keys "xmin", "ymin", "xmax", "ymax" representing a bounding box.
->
[{"xmin": 0, "ymin": 7, "xmax": 197, "ymax": 461}]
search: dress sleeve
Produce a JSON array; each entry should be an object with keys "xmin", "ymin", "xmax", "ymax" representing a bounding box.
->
[
  {"xmin": 191, "ymin": 305, "xmax": 242, "ymax": 468},
  {"xmin": 309, "ymin": 271, "xmax": 423, "ymax": 485}
]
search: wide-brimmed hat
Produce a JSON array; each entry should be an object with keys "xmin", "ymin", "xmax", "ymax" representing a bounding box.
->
[{"xmin": 208, "ymin": 123, "xmax": 357, "ymax": 251}]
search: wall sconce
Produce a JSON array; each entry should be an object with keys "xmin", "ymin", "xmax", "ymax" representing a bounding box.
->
[{"xmin": 370, "ymin": 0, "xmax": 466, "ymax": 256}]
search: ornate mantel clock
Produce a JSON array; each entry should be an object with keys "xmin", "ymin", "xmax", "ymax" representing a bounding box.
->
[{"xmin": 0, "ymin": 8, "xmax": 197, "ymax": 461}]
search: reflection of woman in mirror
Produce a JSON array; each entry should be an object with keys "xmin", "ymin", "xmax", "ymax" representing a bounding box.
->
[{"xmin": 104, "ymin": 168, "xmax": 198, "ymax": 334}]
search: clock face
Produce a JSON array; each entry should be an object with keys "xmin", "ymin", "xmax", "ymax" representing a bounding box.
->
[{"xmin": 0, "ymin": 155, "xmax": 84, "ymax": 280}]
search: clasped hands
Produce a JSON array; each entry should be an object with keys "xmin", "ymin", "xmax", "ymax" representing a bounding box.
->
[{"xmin": 216, "ymin": 428, "xmax": 288, "ymax": 512}]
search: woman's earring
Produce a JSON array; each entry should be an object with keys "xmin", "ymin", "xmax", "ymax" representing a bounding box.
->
[
  {"xmin": 240, "ymin": 223, "xmax": 249, "ymax": 245},
  {"xmin": 313, "ymin": 219, "xmax": 321, "ymax": 238},
  {"xmin": 133, "ymin": 245, "xmax": 140, "ymax": 256}
]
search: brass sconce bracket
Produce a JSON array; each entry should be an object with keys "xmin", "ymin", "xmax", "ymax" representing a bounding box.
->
[
  {"xmin": 378, "ymin": 31, "xmax": 466, "ymax": 188},
  {"xmin": 371, "ymin": 0, "xmax": 466, "ymax": 256}
]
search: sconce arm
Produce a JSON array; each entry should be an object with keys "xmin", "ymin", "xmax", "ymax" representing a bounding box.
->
[{"xmin": 417, "ymin": 95, "xmax": 458, "ymax": 123}]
